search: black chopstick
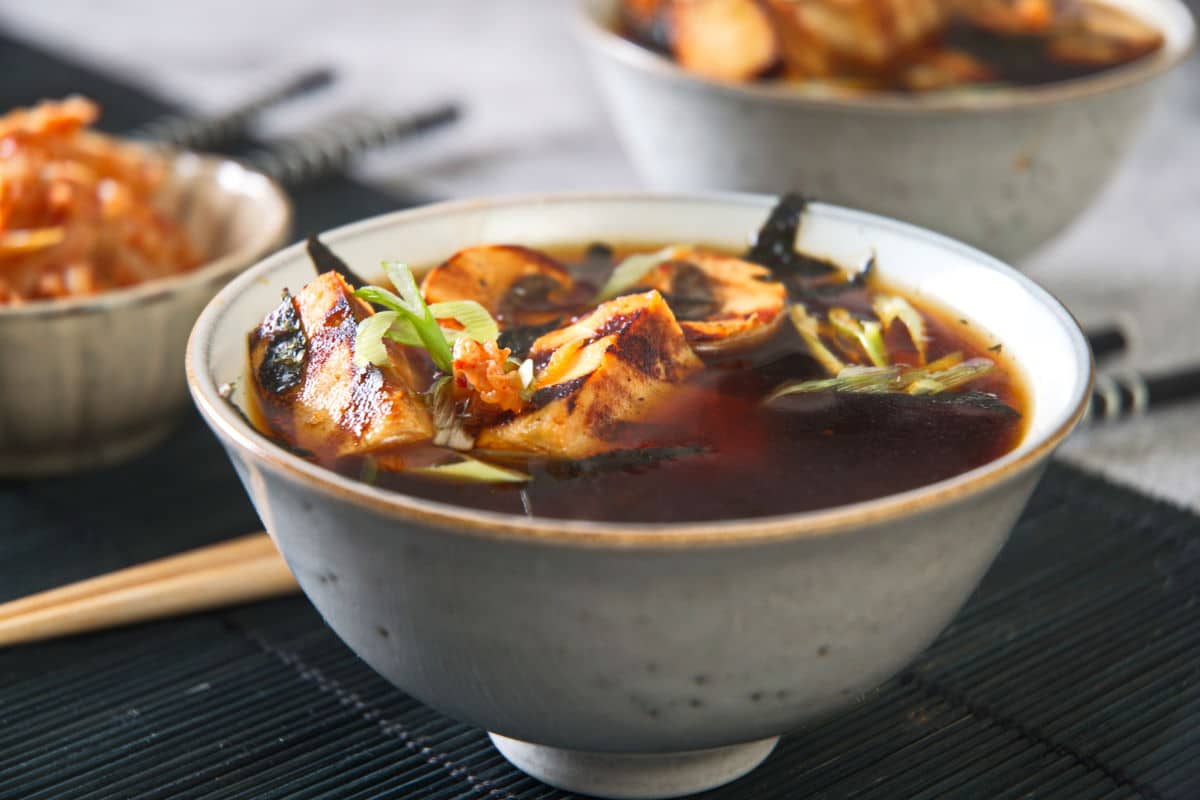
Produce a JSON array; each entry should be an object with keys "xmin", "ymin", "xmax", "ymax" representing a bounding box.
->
[
  {"xmin": 1084, "ymin": 325, "xmax": 1128, "ymax": 363},
  {"xmin": 1086, "ymin": 365, "xmax": 1200, "ymax": 424},
  {"xmin": 246, "ymin": 102, "xmax": 460, "ymax": 186},
  {"xmin": 132, "ymin": 67, "xmax": 335, "ymax": 150}
]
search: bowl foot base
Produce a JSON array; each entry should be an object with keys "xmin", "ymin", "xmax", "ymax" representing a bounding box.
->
[{"xmin": 488, "ymin": 732, "xmax": 779, "ymax": 799}]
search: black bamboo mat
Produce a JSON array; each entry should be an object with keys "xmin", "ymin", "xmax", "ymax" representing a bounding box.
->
[{"xmin": 2, "ymin": 30, "xmax": 1199, "ymax": 800}]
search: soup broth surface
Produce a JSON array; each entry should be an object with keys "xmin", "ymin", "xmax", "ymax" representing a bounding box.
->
[{"xmin": 250, "ymin": 244, "xmax": 1028, "ymax": 524}]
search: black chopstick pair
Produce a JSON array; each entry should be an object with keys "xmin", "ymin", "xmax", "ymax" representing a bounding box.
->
[
  {"xmin": 132, "ymin": 66, "xmax": 460, "ymax": 188},
  {"xmin": 1082, "ymin": 324, "xmax": 1199, "ymax": 424}
]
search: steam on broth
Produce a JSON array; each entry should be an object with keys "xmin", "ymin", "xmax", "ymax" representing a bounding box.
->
[{"xmin": 244, "ymin": 196, "xmax": 1026, "ymax": 524}]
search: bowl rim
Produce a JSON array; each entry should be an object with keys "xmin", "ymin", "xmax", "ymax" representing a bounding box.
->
[
  {"xmin": 0, "ymin": 151, "xmax": 291, "ymax": 319},
  {"xmin": 572, "ymin": 0, "xmax": 1196, "ymax": 115},
  {"xmin": 187, "ymin": 191, "xmax": 1093, "ymax": 550}
]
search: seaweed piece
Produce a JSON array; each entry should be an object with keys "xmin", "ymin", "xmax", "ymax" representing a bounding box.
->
[
  {"xmin": 250, "ymin": 291, "xmax": 307, "ymax": 396},
  {"xmin": 541, "ymin": 445, "xmax": 710, "ymax": 481},
  {"xmin": 768, "ymin": 388, "xmax": 1019, "ymax": 418},
  {"xmin": 306, "ymin": 234, "xmax": 368, "ymax": 289},
  {"xmin": 662, "ymin": 261, "xmax": 719, "ymax": 321},
  {"xmin": 745, "ymin": 194, "xmax": 837, "ymax": 278},
  {"xmin": 499, "ymin": 273, "xmax": 569, "ymax": 320},
  {"xmin": 498, "ymin": 318, "xmax": 563, "ymax": 360}
]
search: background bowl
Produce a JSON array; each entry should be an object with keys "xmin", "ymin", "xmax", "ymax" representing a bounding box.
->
[
  {"xmin": 187, "ymin": 194, "xmax": 1091, "ymax": 799},
  {"xmin": 0, "ymin": 152, "xmax": 290, "ymax": 476},
  {"xmin": 576, "ymin": 0, "xmax": 1195, "ymax": 262}
]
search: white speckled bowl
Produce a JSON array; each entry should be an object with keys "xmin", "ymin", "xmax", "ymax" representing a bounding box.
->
[
  {"xmin": 187, "ymin": 194, "xmax": 1091, "ymax": 799},
  {"xmin": 576, "ymin": 0, "xmax": 1195, "ymax": 262},
  {"xmin": 0, "ymin": 152, "xmax": 290, "ymax": 476}
]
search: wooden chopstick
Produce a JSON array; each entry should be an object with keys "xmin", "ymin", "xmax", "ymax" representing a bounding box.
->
[{"xmin": 0, "ymin": 533, "xmax": 298, "ymax": 648}]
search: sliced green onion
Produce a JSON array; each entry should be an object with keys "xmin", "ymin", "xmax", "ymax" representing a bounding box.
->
[
  {"xmin": 765, "ymin": 366, "xmax": 901, "ymax": 403},
  {"xmin": 906, "ymin": 358, "xmax": 995, "ymax": 394},
  {"xmin": 517, "ymin": 358, "xmax": 534, "ymax": 389},
  {"xmin": 383, "ymin": 261, "xmax": 425, "ymax": 315},
  {"xmin": 789, "ymin": 304, "xmax": 845, "ymax": 375},
  {"xmin": 595, "ymin": 245, "xmax": 682, "ymax": 302},
  {"xmin": 426, "ymin": 375, "xmax": 474, "ymax": 451},
  {"xmin": 429, "ymin": 300, "xmax": 500, "ymax": 343},
  {"xmin": 873, "ymin": 294, "xmax": 928, "ymax": 364},
  {"xmin": 383, "ymin": 316, "xmax": 423, "ymax": 348},
  {"xmin": 353, "ymin": 310, "xmax": 400, "ymax": 368},
  {"xmin": 355, "ymin": 262, "xmax": 453, "ymax": 372},
  {"xmin": 829, "ymin": 308, "xmax": 889, "ymax": 368},
  {"xmin": 764, "ymin": 357, "xmax": 994, "ymax": 404},
  {"xmin": 412, "ymin": 454, "xmax": 531, "ymax": 483}
]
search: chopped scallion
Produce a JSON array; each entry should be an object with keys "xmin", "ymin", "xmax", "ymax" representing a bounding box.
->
[
  {"xmin": 872, "ymin": 295, "xmax": 929, "ymax": 364},
  {"xmin": 428, "ymin": 300, "xmax": 500, "ymax": 343},
  {"xmin": 829, "ymin": 308, "xmax": 889, "ymax": 368},
  {"xmin": 595, "ymin": 245, "xmax": 683, "ymax": 301},
  {"xmin": 789, "ymin": 304, "xmax": 845, "ymax": 375},
  {"xmin": 412, "ymin": 454, "xmax": 531, "ymax": 483}
]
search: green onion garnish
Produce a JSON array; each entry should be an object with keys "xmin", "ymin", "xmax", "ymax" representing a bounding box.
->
[
  {"xmin": 789, "ymin": 304, "xmax": 845, "ymax": 375},
  {"xmin": 412, "ymin": 454, "xmax": 531, "ymax": 483},
  {"xmin": 828, "ymin": 308, "xmax": 889, "ymax": 368},
  {"xmin": 594, "ymin": 245, "xmax": 683, "ymax": 302},
  {"xmin": 764, "ymin": 357, "xmax": 994, "ymax": 404},
  {"xmin": 873, "ymin": 294, "xmax": 928, "ymax": 364},
  {"xmin": 353, "ymin": 263, "xmax": 502, "ymax": 372},
  {"xmin": 428, "ymin": 300, "xmax": 500, "ymax": 344}
]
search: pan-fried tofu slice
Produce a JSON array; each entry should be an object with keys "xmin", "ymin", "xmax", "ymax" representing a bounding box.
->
[
  {"xmin": 635, "ymin": 247, "xmax": 787, "ymax": 353},
  {"xmin": 248, "ymin": 271, "xmax": 433, "ymax": 457},
  {"xmin": 764, "ymin": 0, "xmax": 948, "ymax": 79},
  {"xmin": 670, "ymin": 0, "xmax": 780, "ymax": 81},
  {"xmin": 421, "ymin": 245, "xmax": 574, "ymax": 327},
  {"xmin": 476, "ymin": 291, "xmax": 703, "ymax": 458}
]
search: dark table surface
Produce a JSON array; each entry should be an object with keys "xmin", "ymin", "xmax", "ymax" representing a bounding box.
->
[{"xmin": 1, "ymin": 29, "xmax": 1199, "ymax": 800}]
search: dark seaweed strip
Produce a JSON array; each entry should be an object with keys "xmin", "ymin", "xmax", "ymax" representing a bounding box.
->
[
  {"xmin": 253, "ymin": 291, "xmax": 307, "ymax": 396},
  {"xmin": 540, "ymin": 445, "xmax": 710, "ymax": 480},
  {"xmin": 767, "ymin": 389, "xmax": 1020, "ymax": 419},
  {"xmin": 498, "ymin": 319, "xmax": 563, "ymax": 360},
  {"xmin": 662, "ymin": 261, "xmax": 719, "ymax": 321},
  {"xmin": 745, "ymin": 193, "xmax": 837, "ymax": 278},
  {"xmin": 306, "ymin": 234, "xmax": 368, "ymax": 289}
]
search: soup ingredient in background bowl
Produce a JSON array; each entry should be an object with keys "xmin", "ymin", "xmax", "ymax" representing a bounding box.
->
[
  {"xmin": 242, "ymin": 196, "xmax": 1027, "ymax": 523},
  {"xmin": 621, "ymin": 0, "xmax": 1164, "ymax": 91},
  {"xmin": 0, "ymin": 97, "xmax": 200, "ymax": 305}
]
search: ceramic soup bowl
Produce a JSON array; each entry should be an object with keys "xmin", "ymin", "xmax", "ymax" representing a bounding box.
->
[
  {"xmin": 187, "ymin": 194, "xmax": 1091, "ymax": 799},
  {"xmin": 576, "ymin": 0, "xmax": 1195, "ymax": 262}
]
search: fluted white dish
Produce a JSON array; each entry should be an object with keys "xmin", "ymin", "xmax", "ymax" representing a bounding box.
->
[{"xmin": 0, "ymin": 152, "xmax": 290, "ymax": 476}]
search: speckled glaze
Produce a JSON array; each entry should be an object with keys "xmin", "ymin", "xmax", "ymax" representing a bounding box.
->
[
  {"xmin": 187, "ymin": 194, "xmax": 1092, "ymax": 798},
  {"xmin": 0, "ymin": 153, "xmax": 289, "ymax": 476},
  {"xmin": 576, "ymin": 0, "xmax": 1195, "ymax": 263}
]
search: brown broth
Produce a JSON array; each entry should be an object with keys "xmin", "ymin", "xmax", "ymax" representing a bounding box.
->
[{"xmin": 250, "ymin": 245, "xmax": 1029, "ymax": 524}]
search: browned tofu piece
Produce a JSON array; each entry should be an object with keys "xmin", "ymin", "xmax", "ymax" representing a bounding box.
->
[
  {"xmin": 421, "ymin": 245, "xmax": 574, "ymax": 327},
  {"xmin": 476, "ymin": 291, "xmax": 703, "ymax": 458},
  {"xmin": 1045, "ymin": 1, "xmax": 1163, "ymax": 66},
  {"xmin": 636, "ymin": 247, "xmax": 787, "ymax": 353},
  {"xmin": 670, "ymin": 0, "xmax": 780, "ymax": 81},
  {"xmin": 248, "ymin": 271, "xmax": 433, "ymax": 457},
  {"xmin": 764, "ymin": 0, "xmax": 949, "ymax": 79}
]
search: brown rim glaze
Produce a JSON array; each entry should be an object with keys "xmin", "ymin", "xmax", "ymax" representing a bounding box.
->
[
  {"xmin": 0, "ymin": 152, "xmax": 291, "ymax": 319},
  {"xmin": 573, "ymin": 0, "xmax": 1196, "ymax": 115},
  {"xmin": 187, "ymin": 192, "xmax": 1094, "ymax": 550}
]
